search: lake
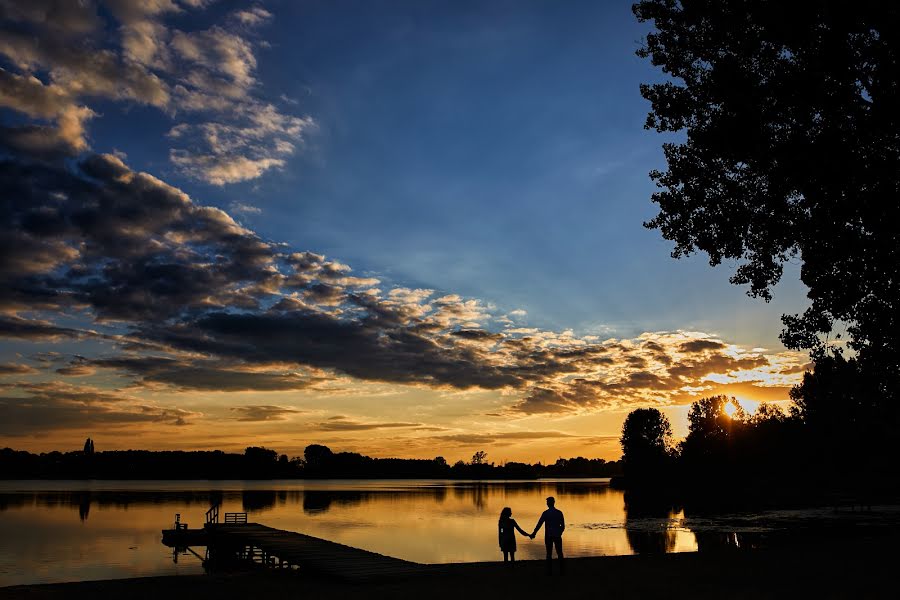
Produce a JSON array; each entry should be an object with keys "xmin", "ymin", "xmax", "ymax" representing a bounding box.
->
[{"xmin": 1, "ymin": 479, "xmax": 896, "ymax": 587}]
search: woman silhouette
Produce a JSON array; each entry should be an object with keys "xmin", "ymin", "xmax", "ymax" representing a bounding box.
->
[{"xmin": 498, "ymin": 507, "xmax": 530, "ymax": 563}]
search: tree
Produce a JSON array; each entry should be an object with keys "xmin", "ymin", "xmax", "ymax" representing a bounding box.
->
[
  {"xmin": 620, "ymin": 408, "xmax": 672, "ymax": 481},
  {"xmin": 634, "ymin": 1, "xmax": 900, "ymax": 378},
  {"xmin": 679, "ymin": 395, "xmax": 750, "ymax": 482},
  {"xmin": 686, "ymin": 395, "xmax": 745, "ymax": 442},
  {"xmin": 470, "ymin": 450, "xmax": 488, "ymax": 465},
  {"xmin": 750, "ymin": 403, "xmax": 785, "ymax": 426},
  {"xmin": 303, "ymin": 444, "xmax": 334, "ymax": 471},
  {"xmin": 244, "ymin": 446, "xmax": 277, "ymax": 463}
]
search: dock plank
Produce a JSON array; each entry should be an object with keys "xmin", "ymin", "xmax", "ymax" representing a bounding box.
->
[{"xmin": 204, "ymin": 523, "xmax": 424, "ymax": 581}]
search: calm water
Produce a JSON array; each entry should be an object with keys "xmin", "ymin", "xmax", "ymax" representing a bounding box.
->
[{"xmin": 1, "ymin": 479, "xmax": 897, "ymax": 587}]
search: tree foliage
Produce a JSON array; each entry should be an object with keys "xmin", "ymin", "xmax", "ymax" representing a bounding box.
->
[
  {"xmin": 621, "ymin": 407, "xmax": 672, "ymax": 480},
  {"xmin": 634, "ymin": 0, "xmax": 900, "ymax": 374},
  {"xmin": 470, "ymin": 450, "xmax": 489, "ymax": 465}
]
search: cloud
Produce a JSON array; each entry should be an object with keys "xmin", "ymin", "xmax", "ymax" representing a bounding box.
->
[
  {"xmin": 431, "ymin": 431, "xmax": 575, "ymax": 446},
  {"xmin": 93, "ymin": 356, "xmax": 322, "ymax": 391},
  {"xmin": 0, "ymin": 154, "xmax": 282, "ymax": 320},
  {"xmin": 0, "ymin": 150, "xmax": 808, "ymax": 418},
  {"xmin": 167, "ymin": 107, "xmax": 313, "ymax": 184},
  {"xmin": 170, "ymin": 152, "xmax": 286, "ymax": 185},
  {"xmin": 229, "ymin": 202, "xmax": 262, "ymax": 215},
  {"xmin": 170, "ymin": 26, "xmax": 256, "ymax": 87},
  {"xmin": 316, "ymin": 416, "xmax": 422, "ymax": 431},
  {"xmin": 55, "ymin": 363, "xmax": 96, "ymax": 376},
  {"xmin": 0, "ymin": 0, "xmax": 102, "ymax": 35},
  {"xmin": 0, "ymin": 317, "xmax": 87, "ymax": 341},
  {"xmin": 0, "ymin": 397, "xmax": 196, "ymax": 435},
  {"xmin": 233, "ymin": 7, "xmax": 273, "ymax": 26},
  {"xmin": 0, "ymin": 0, "xmax": 311, "ymax": 185},
  {"xmin": 0, "ymin": 363, "xmax": 38, "ymax": 375},
  {"xmin": 0, "ymin": 380, "xmax": 199, "ymax": 435},
  {"xmin": 679, "ymin": 339, "xmax": 727, "ymax": 353},
  {"xmin": 230, "ymin": 405, "xmax": 301, "ymax": 422}
]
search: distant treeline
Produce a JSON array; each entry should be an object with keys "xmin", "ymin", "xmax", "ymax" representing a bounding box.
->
[{"xmin": 0, "ymin": 443, "xmax": 622, "ymax": 480}]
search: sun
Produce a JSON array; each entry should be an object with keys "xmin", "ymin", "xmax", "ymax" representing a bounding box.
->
[{"xmin": 723, "ymin": 402, "xmax": 738, "ymax": 419}]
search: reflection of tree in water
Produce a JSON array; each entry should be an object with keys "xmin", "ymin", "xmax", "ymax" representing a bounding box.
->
[
  {"xmin": 241, "ymin": 490, "xmax": 277, "ymax": 512},
  {"xmin": 431, "ymin": 485, "xmax": 447, "ymax": 504},
  {"xmin": 301, "ymin": 487, "xmax": 455, "ymax": 515},
  {"xmin": 0, "ymin": 489, "xmax": 237, "ymax": 522},
  {"xmin": 623, "ymin": 490, "xmax": 680, "ymax": 554},
  {"xmin": 471, "ymin": 484, "xmax": 488, "ymax": 510},
  {"xmin": 77, "ymin": 492, "xmax": 91, "ymax": 521},
  {"xmin": 443, "ymin": 481, "xmax": 612, "ymax": 512},
  {"xmin": 693, "ymin": 531, "xmax": 739, "ymax": 551},
  {"xmin": 242, "ymin": 490, "xmax": 298, "ymax": 512},
  {"xmin": 302, "ymin": 491, "xmax": 365, "ymax": 515},
  {"xmin": 692, "ymin": 529, "xmax": 767, "ymax": 552},
  {"xmin": 0, "ymin": 495, "xmax": 30, "ymax": 511},
  {"xmin": 447, "ymin": 484, "xmax": 491, "ymax": 510}
]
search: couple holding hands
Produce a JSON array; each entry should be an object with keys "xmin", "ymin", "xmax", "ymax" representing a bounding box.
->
[{"xmin": 498, "ymin": 496, "xmax": 565, "ymax": 573}]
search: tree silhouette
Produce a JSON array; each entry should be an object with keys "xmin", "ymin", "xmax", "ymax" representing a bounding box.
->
[
  {"xmin": 790, "ymin": 352, "xmax": 896, "ymax": 477},
  {"xmin": 303, "ymin": 444, "xmax": 334, "ymax": 472},
  {"xmin": 620, "ymin": 408, "xmax": 672, "ymax": 483},
  {"xmin": 678, "ymin": 396, "xmax": 748, "ymax": 486},
  {"xmin": 634, "ymin": 0, "xmax": 900, "ymax": 378},
  {"xmin": 686, "ymin": 395, "xmax": 745, "ymax": 442}
]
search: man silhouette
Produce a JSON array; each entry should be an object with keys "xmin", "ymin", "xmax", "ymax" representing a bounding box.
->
[{"xmin": 531, "ymin": 496, "xmax": 565, "ymax": 574}]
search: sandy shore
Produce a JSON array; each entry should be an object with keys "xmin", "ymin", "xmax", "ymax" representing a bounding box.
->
[{"xmin": 2, "ymin": 536, "xmax": 895, "ymax": 600}]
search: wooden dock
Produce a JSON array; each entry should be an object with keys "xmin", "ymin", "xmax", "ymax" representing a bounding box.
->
[{"xmin": 203, "ymin": 523, "xmax": 425, "ymax": 581}]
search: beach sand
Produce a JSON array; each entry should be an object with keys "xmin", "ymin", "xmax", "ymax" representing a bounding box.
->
[{"xmin": 1, "ymin": 536, "xmax": 894, "ymax": 600}]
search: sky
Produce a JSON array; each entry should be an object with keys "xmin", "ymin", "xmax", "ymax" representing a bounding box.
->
[{"xmin": 0, "ymin": 0, "xmax": 812, "ymax": 463}]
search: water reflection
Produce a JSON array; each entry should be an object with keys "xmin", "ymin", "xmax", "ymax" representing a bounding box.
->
[
  {"xmin": 78, "ymin": 492, "xmax": 90, "ymax": 521},
  {"xmin": 1, "ymin": 479, "xmax": 895, "ymax": 587},
  {"xmin": 623, "ymin": 491, "xmax": 681, "ymax": 554},
  {"xmin": 301, "ymin": 490, "xmax": 365, "ymax": 514}
]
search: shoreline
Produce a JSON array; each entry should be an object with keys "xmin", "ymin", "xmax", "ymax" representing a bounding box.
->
[{"xmin": 2, "ymin": 540, "xmax": 895, "ymax": 600}]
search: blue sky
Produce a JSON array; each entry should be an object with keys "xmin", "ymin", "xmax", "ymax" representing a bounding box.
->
[
  {"xmin": 131, "ymin": 0, "xmax": 807, "ymax": 343},
  {"xmin": 0, "ymin": 0, "xmax": 811, "ymax": 459}
]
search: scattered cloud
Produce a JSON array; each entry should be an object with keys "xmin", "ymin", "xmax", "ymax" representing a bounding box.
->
[
  {"xmin": 55, "ymin": 364, "xmax": 96, "ymax": 376},
  {"xmin": 0, "ymin": 363, "xmax": 38, "ymax": 376},
  {"xmin": 229, "ymin": 201, "xmax": 262, "ymax": 215},
  {"xmin": 431, "ymin": 431, "xmax": 575, "ymax": 446},
  {"xmin": 0, "ymin": 381, "xmax": 198, "ymax": 435},
  {"xmin": 233, "ymin": 7, "xmax": 273, "ymax": 27},
  {"xmin": 230, "ymin": 405, "xmax": 301, "ymax": 422},
  {"xmin": 316, "ymin": 416, "xmax": 422, "ymax": 431},
  {"xmin": 91, "ymin": 356, "xmax": 323, "ymax": 391},
  {"xmin": 0, "ymin": 0, "xmax": 313, "ymax": 184}
]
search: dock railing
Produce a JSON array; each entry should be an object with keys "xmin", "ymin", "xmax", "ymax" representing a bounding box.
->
[
  {"xmin": 205, "ymin": 503, "xmax": 247, "ymax": 525},
  {"xmin": 205, "ymin": 503, "xmax": 220, "ymax": 524}
]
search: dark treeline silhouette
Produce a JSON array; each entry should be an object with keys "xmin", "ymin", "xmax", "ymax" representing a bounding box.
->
[
  {"xmin": 627, "ymin": 0, "xmax": 900, "ymax": 506},
  {"xmin": 0, "ymin": 443, "xmax": 621, "ymax": 480},
  {"xmin": 620, "ymin": 358, "xmax": 900, "ymax": 505}
]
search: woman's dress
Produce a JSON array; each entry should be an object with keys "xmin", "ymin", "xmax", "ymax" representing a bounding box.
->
[{"xmin": 499, "ymin": 517, "xmax": 521, "ymax": 552}]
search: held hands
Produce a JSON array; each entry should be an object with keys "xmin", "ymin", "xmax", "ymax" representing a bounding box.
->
[{"xmin": 529, "ymin": 533, "xmax": 536, "ymax": 539}]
